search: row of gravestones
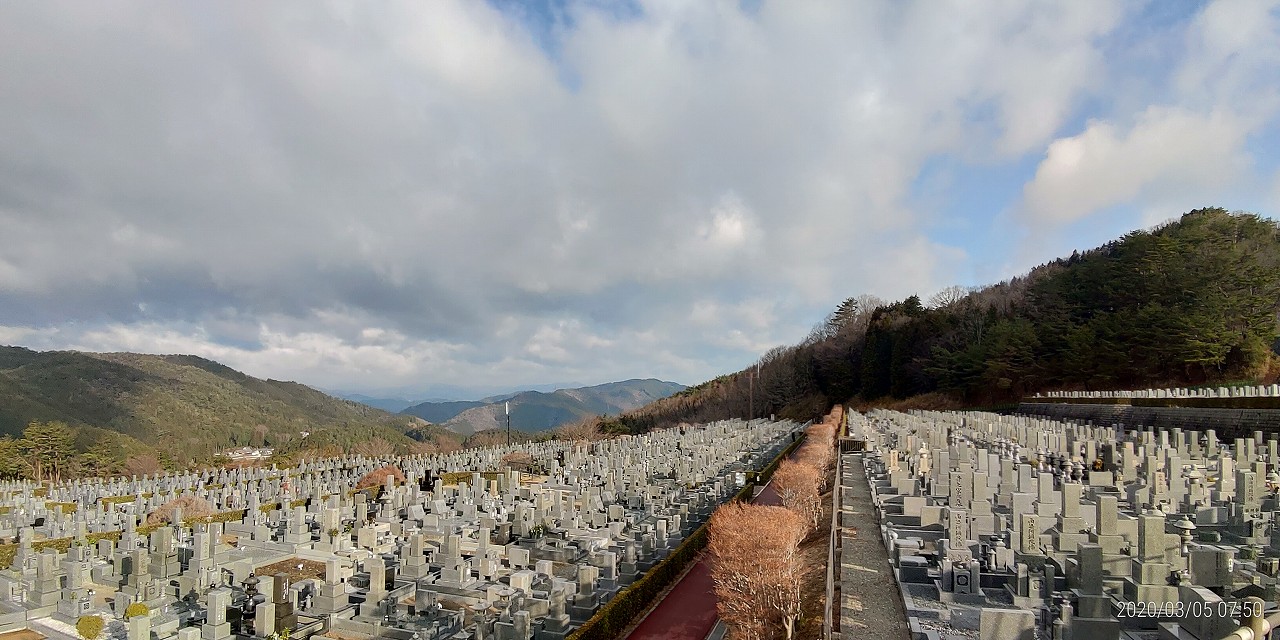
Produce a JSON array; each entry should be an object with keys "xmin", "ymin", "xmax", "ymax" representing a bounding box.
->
[
  {"xmin": 1034, "ymin": 384, "xmax": 1280, "ymax": 399},
  {"xmin": 0, "ymin": 418, "xmax": 801, "ymax": 640},
  {"xmin": 857, "ymin": 409, "xmax": 1274, "ymax": 640}
]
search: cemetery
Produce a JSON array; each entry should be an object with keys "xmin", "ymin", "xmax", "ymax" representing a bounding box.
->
[
  {"xmin": 0, "ymin": 418, "xmax": 802, "ymax": 640},
  {"xmin": 854, "ymin": 407, "xmax": 1280, "ymax": 640},
  {"xmin": 1029, "ymin": 385, "xmax": 1280, "ymax": 402}
]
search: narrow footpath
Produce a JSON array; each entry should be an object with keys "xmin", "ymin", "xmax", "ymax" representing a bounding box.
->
[
  {"xmin": 838, "ymin": 452, "xmax": 910, "ymax": 640},
  {"xmin": 623, "ymin": 481, "xmax": 782, "ymax": 640}
]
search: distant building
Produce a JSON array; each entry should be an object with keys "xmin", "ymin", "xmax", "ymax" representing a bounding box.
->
[{"xmin": 223, "ymin": 446, "xmax": 274, "ymax": 461}]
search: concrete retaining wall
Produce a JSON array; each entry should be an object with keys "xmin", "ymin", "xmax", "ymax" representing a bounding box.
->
[{"xmin": 1017, "ymin": 403, "xmax": 1280, "ymax": 438}]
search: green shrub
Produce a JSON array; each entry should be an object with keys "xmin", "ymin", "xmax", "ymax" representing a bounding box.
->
[
  {"xmin": 437, "ymin": 471, "xmax": 504, "ymax": 486},
  {"xmin": 76, "ymin": 615, "xmax": 104, "ymax": 640},
  {"xmin": 87, "ymin": 531, "xmax": 122, "ymax": 544},
  {"xmin": 210, "ymin": 509, "xmax": 247, "ymax": 523},
  {"xmin": 45, "ymin": 501, "xmax": 76, "ymax": 514},
  {"xmin": 124, "ymin": 602, "xmax": 149, "ymax": 620}
]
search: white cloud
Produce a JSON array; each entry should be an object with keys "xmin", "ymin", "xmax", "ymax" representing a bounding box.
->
[
  {"xmin": 1175, "ymin": 0, "xmax": 1280, "ymax": 114},
  {"xmin": 700, "ymin": 193, "xmax": 756, "ymax": 249},
  {"xmin": 0, "ymin": 325, "xmax": 60, "ymax": 345},
  {"xmin": 1017, "ymin": 0, "xmax": 1280, "ymax": 227},
  {"xmin": 851, "ymin": 234, "xmax": 970, "ymax": 303},
  {"xmin": 9, "ymin": 0, "xmax": 1270, "ymax": 393},
  {"xmin": 1022, "ymin": 107, "xmax": 1251, "ymax": 224}
]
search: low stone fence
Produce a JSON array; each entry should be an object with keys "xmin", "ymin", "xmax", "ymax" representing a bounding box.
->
[{"xmin": 1017, "ymin": 402, "xmax": 1280, "ymax": 438}]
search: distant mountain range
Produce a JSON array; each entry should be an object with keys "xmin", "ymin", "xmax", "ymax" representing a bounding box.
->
[
  {"xmin": 330, "ymin": 382, "xmax": 587, "ymax": 409},
  {"xmin": 400, "ymin": 379, "xmax": 687, "ymax": 435},
  {"xmin": 0, "ymin": 346, "xmax": 460, "ymax": 466},
  {"xmin": 338, "ymin": 394, "xmax": 419, "ymax": 413}
]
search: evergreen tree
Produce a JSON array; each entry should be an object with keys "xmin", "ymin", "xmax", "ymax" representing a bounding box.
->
[{"xmin": 21, "ymin": 421, "xmax": 75, "ymax": 482}]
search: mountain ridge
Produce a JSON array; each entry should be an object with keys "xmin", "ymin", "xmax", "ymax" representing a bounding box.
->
[
  {"xmin": 403, "ymin": 378, "xmax": 686, "ymax": 435},
  {"xmin": 0, "ymin": 347, "xmax": 462, "ymax": 467}
]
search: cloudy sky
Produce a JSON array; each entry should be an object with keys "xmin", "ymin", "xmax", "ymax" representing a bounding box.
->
[{"xmin": 2, "ymin": 0, "xmax": 1279, "ymax": 397}]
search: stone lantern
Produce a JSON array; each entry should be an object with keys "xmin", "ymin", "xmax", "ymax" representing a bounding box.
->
[{"xmin": 1175, "ymin": 516, "xmax": 1196, "ymax": 554}]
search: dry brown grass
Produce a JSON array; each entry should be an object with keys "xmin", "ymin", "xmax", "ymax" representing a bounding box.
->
[
  {"xmin": 853, "ymin": 391, "xmax": 964, "ymax": 413},
  {"xmin": 1263, "ymin": 356, "xmax": 1280, "ymax": 385},
  {"xmin": 258, "ymin": 557, "xmax": 327, "ymax": 583},
  {"xmin": 0, "ymin": 630, "xmax": 46, "ymax": 640},
  {"xmin": 795, "ymin": 487, "xmax": 835, "ymax": 640},
  {"xmin": 555, "ymin": 417, "xmax": 602, "ymax": 442}
]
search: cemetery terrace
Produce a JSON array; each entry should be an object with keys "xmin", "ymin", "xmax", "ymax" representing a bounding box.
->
[
  {"xmin": 855, "ymin": 409, "xmax": 1280, "ymax": 640},
  {"xmin": 0, "ymin": 418, "xmax": 800, "ymax": 640}
]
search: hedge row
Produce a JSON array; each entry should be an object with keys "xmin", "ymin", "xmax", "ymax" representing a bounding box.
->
[
  {"xmin": 0, "ymin": 530, "xmax": 124, "ymax": 567},
  {"xmin": 438, "ymin": 471, "xmax": 506, "ymax": 486},
  {"xmin": 566, "ymin": 431, "xmax": 807, "ymax": 640},
  {"xmin": 210, "ymin": 509, "xmax": 248, "ymax": 523},
  {"xmin": 46, "ymin": 501, "xmax": 76, "ymax": 514}
]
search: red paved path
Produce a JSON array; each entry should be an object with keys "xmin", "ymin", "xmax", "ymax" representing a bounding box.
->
[{"xmin": 624, "ymin": 480, "xmax": 783, "ymax": 640}]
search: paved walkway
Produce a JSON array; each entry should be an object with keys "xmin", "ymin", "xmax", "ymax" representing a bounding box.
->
[
  {"xmin": 624, "ymin": 480, "xmax": 782, "ymax": 640},
  {"xmin": 838, "ymin": 453, "xmax": 910, "ymax": 640}
]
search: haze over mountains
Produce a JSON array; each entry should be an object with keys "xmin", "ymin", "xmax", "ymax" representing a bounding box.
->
[
  {"xmin": 399, "ymin": 379, "xmax": 686, "ymax": 435},
  {"xmin": 334, "ymin": 381, "xmax": 592, "ymax": 413}
]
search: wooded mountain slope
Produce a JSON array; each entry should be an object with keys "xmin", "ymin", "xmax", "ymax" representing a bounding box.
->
[
  {"xmin": 606, "ymin": 208, "xmax": 1280, "ymax": 434},
  {"xmin": 0, "ymin": 347, "xmax": 461, "ymax": 466}
]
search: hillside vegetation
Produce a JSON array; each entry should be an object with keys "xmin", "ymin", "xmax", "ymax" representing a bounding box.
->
[
  {"xmin": 607, "ymin": 208, "xmax": 1280, "ymax": 433},
  {"xmin": 0, "ymin": 348, "xmax": 463, "ymax": 473}
]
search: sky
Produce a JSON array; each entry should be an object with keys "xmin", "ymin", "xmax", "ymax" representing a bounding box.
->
[{"xmin": 1, "ymin": 0, "xmax": 1279, "ymax": 398}]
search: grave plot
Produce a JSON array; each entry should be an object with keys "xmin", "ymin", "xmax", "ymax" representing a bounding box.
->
[
  {"xmin": 0, "ymin": 417, "xmax": 801, "ymax": 640},
  {"xmin": 857, "ymin": 409, "xmax": 1280, "ymax": 640}
]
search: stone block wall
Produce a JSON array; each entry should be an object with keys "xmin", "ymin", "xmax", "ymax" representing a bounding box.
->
[{"xmin": 1017, "ymin": 403, "xmax": 1280, "ymax": 439}]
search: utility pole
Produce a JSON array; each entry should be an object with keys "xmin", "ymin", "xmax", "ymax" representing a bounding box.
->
[{"xmin": 506, "ymin": 401, "xmax": 511, "ymax": 447}]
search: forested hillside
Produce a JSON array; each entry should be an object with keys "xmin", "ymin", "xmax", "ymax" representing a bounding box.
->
[
  {"xmin": 606, "ymin": 208, "xmax": 1280, "ymax": 434},
  {"xmin": 0, "ymin": 348, "xmax": 463, "ymax": 476}
]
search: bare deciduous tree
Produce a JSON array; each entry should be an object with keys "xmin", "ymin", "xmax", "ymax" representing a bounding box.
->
[
  {"xmin": 146, "ymin": 495, "xmax": 215, "ymax": 526},
  {"xmin": 554, "ymin": 417, "xmax": 602, "ymax": 442},
  {"xmin": 355, "ymin": 465, "xmax": 405, "ymax": 491},
  {"xmin": 410, "ymin": 441, "xmax": 439, "ymax": 455},
  {"xmin": 709, "ymin": 502, "xmax": 807, "ymax": 640},
  {"xmin": 500, "ymin": 451, "xmax": 534, "ymax": 468},
  {"xmin": 797, "ymin": 422, "xmax": 835, "ymax": 487},
  {"xmin": 927, "ymin": 284, "xmax": 971, "ymax": 309},
  {"xmin": 124, "ymin": 454, "xmax": 163, "ymax": 477},
  {"xmin": 351, "ymin": 437, "xmax": 395, "ymax": 457},
  {"xmin": 773, "ymin": 460, "xmax": 821, "ymax": 533}
]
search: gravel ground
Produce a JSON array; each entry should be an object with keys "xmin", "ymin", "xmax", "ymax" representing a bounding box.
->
[{"xmin": 838, "ymin": 454, "xmax": 911, "ymax": 640}]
